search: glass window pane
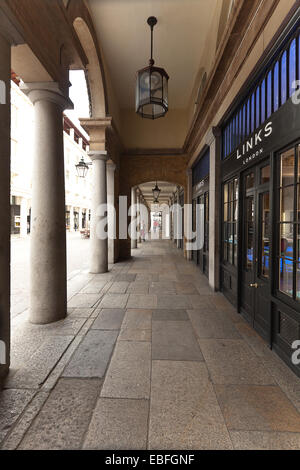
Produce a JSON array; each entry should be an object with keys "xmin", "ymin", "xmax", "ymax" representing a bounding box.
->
[
  {"xmin": 245, "ymin": 197, "xmax": 254, "ymax": 270},
  {"xmin": 233, "ymin": 224, "xmax": 238, "ymax": 267},
  {"xmin": 261, "ymin": 193, "xmax": 270, "ymax": 278},
  {"xmin": 256, "ymin": 86, "xmax": 260, "ymax": 128},
  {"xmin": 280, "ymin": 149, "xmax": 295, "ymax": 187},
  {"xmin": 274, "ymin": 62, "xmax": 279, "ymax": 112},
  {"xmin": 261, "ymin": 79, "xmax": 266, "ymax": 123},
  {"xmin": 242, "ymin": 104, "xmax": 246, "ymax": 140},
  {"xmin": 239, "ymin": 109, "xmax": 242, "ymax": 146},
  {"xmin": 228, "ymin": 223, "xmax": 233, "ymax": 263},
  {"xmin": 280, "ymin": 224, "xmax": 294, "ymax": 258},
  {"xmin": 251, "ymin": 92, "xmax": 255, "ymax": 133},
  {"xmin": 279, "ymin": 258, "xmax": 294, "ymax": 297},
  {"xmin": 229, "ymin": 181, "xmax": 234, "ymax": 202},
  {"xmin": 296, "ymin": 263, "xmax": 300, "ymax": 301},
  {"xmin": 267, "ymin": 71, "xmax": 272, "ymax": 118},
  {"xmin": 234, "ymin": 178, "xmax": 239, "ymax": 200},
  {"xmin": 280, "ymin": 186, "xmax": 294, "ymax": 222},
  {"xmin": 247, "ymin": 99, "xmax": 251, "ymax": 136},
  {"xmin": 261, "ymin": 165, "xmax": 270, "ymax": 184},
  {"xmin": 289, "ymin": 39, "xmax": 296, "ymax": 98},
  {"xmin": 281, "ymin": 51, "xmax": 287, "ymax": 105},
  {"xmin": 246, "ymin": 173, "xmax": 255, "ymax": 190},
  {"xmin": 224, "ymin": 184, "xmax": 228, "ymax": 204}
]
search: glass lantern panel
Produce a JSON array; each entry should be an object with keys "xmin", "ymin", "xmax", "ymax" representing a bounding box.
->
[
  {"xmin": 163, "ymin": 75, "xmax": 168, "ymax": 107},
  {"xmin": 150, "ymin": 71, "xmax": 163, "ymax": 100},
  {"xmin": 139, "ymin": 70, "xmax": 151, "ymax": 103}
]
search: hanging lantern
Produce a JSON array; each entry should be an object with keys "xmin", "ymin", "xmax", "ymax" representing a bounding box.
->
[
  {"xmin": 75, "ymin": 157, "xmax": 89, "ymax": 178},
  {"xmin": 136, "ymin": 16, "xmax": 169, "ymax": 119},
  {"xmin": 152, "ymin": 181, "xmax": 161, "ymax": 202}
]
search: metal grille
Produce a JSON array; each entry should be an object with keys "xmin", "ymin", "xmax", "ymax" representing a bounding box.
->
[{"xmin": 279, "ymin": 311, "xmax": 300, "ymax": 347}]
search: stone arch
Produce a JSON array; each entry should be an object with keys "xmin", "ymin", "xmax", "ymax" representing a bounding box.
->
[
  {"xmin": 216, "ymin": 0, "xmax": 235, "ymax": 52},
  {"xmin": 73, "ymin": 17, "xmax": 107, "ymax": 117},
  {"xmin": 67, "ymin": 0, "xmax": 108, "ymax": 117}
]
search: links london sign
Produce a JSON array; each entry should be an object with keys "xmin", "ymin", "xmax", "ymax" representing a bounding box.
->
[
  {"xmin": 223, "ymin": 97, "xmax": 300, "ymax": 178},
  {"xmin": 237, "ymin": 121, "xmax": 273, "ymax": 165}
]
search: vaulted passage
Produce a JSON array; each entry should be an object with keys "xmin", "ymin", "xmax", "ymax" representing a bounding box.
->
[
  {"xmin": 1, "ymin": 240, "xmax": 300, "ymax": 450},
  {"xmin": 1, "ymin": 0, "xmax": 300, "ymax": 452}
]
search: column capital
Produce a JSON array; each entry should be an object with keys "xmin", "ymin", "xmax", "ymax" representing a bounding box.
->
[
  {"xmin": 107, "ymin": 159, "xmax": 117, "ymax": 172},
  {"xmin": 88, "ymin": 151, "xmax": 108, "ymax": 162},
  {"xmin": 80, "ymin": 117, "xmax": 112, "ymax": 152},
  {"xmin": 205, "ymin": 126, "xmax": 221, "ymax": 146},
  {"xmin": 20, "ymin": 82, "xmax": 73, "ymax": 110}
]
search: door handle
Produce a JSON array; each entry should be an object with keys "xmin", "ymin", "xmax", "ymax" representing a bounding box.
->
[{"xmin": 250, "ymin": 283, "xmax": 259, "ymax": 289}]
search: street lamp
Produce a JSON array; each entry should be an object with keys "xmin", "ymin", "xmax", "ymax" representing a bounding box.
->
[
  {"xmin": 152, "ymin": 181, "xmax": 161, "ymax": 202},
  {"xmin": 136, "ymin": 16, "xmax": 169, "ymax": 119},
  {"xmin": 75, "ymin": 157, "xmax": 91, "ymax": 178}
]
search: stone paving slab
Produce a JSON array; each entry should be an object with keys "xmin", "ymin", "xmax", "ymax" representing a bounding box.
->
[
  {"xmin": 152, "ymin": 309, "xmax": 189, "ymax": 321},
  {"xmin": 83, "ymin": 398, "xmax": 149, "ymax": 450},
  {"xmin": 230, "ymin": 431, "xmax": 300, "ymax": 450},
  {"xmin": 199, "ymin": 339, "xmax": 276, "ymax": 385},
  {"xmin": 98, "ymin": 293, "xmax": 129, "ymax": 309},
  {"xmin": 114, "ymin": 274, "xmax": 137, "ymax": 282},
  {"xmin": 118, "ymin": 328, "xmax": 151, "ymax": 342},
  {"xmin": 156, "ymin": 295, "xmax": 192, "ymax": 310},
  {"xmin": 62, "ymin": 330, "xmax": 118, "ymax": 378},
  {"xmin": 68, "ymin": 308, "xmax": 95, "ymax": 318},
  {"xmin": 127, "ymin": 294, "xmax": 157, "ymax": 309},
  {"xmin": 188, "ymin": 310, "xmax": 241, "ymax": 339},
  {"xmin": 108, "ymin": 282, "xmax": 129, "ymax": 294},
  {"xmin": 152, "ymin": 321, "xmax": 203, "ymax": 361},
  {"xmin": 92, "ymin": 309, "xmax": 125, "ymax": 330},
  {"xmin": 127, "ymin": 282, "xmax": 150, "ymax": 294},
  {"xmin": 174, "ymin": 282, "xmax": 198, "ymax": 295},
  {"xmin": 149, "ymin": 281, "xmax": 176, "ymax": 294},
  {"xmin": 68, "ymin": 293, "xmax": 102, "ymax": 308},
  {"xmin": 101, "ymin": 341, "xmax": 151, "ymax": 399},
  {"xmin": 80, "ymin": 280, "xmax": 108, "ymax": 294},
  {"xmin": 149, "ymin": 361, "xmax": 233, "ymax": 450},
  {"xmin": 122, "ymin": 309, "xmax": 152, "ymax": 330},
  {"xmin": 215, "ymin": 384, "xmax": 300, "ymax": 432},
  {"xmin": 0, "ymin": 389, "xmax": 36, "ymax": 444},
  {"xmin": 18, "ymin": 379, "xmax": 101, "ymax": 450}
]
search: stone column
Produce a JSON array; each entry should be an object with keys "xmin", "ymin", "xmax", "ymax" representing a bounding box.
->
[
  {"xmin": 20, "ymin": 197, "xmax": 28, "ymax": 238},
  {"xmin": 107, "ymin": 160, "xmax": 116, "ymax": 264},
  {"xmin": 21, "ymin": 82, "xmax": 73, "ymax": 324},
  {"xmin": 131, "ymin": 187, "xmax": 137, "ymax": 249},
  {"xmin": 206, "ymin": 127, "xmax": 221, "ymax": 291},
  {"xmin": 0, "ymin": 33, "xmax": 11, "ymax": 379},
  {"xmin": 186, "ymin": 168, "xmax": 193, "ymax": 260},
  {"xmin": 89, "ymin": 151, "xmax": 109, "ymax": 273},
  {"xmin": 176, "ymin": 186, "xmax": 181, "ymax": 249}
]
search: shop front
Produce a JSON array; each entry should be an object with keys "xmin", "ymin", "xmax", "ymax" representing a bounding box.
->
[
  {"xmin": 192, "ymin": 147, "xmax": 210, "ymax": 276},
  {"xmin": 220, "ymin": 19, "xmax": 300, "ymax": 376}
]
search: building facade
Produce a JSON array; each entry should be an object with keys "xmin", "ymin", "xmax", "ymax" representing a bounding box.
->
[{"xmin": 10, "ymin": 81, "xmax": 92, "ymax": 237}]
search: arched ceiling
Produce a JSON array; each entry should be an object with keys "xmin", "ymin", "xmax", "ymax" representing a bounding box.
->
[{"xmin": 87, "ymin": 0, "xmax": 220, "ymax": 112}]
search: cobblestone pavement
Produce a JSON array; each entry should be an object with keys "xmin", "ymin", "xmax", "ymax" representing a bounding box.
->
[{"xmin": 1, "ymin": 240, "xmax": 300, "ymax": 450}]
